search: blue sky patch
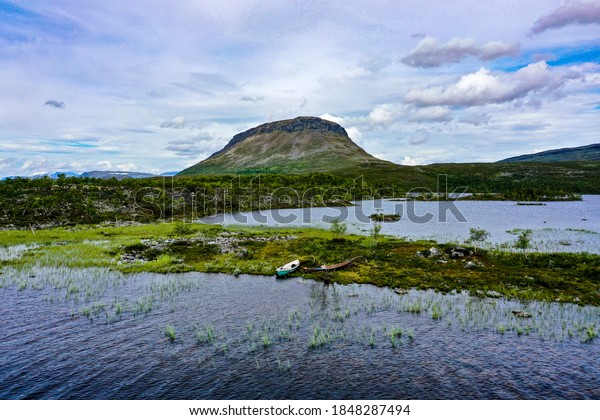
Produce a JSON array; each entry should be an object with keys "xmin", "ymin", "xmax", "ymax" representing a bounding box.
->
[
  {"xmin": 492, "ymin": 42, "xmax": 600, "ymax": 73},
  {"xmin": 0, "ymin": 1, "xmax": 37, "ymax": 18},
  {"xmin": 548, "ymin": 47, "xmax": 600, "ymax": 66},
  {"xmin": 0, "ymin": 1, "xmax": 81, "ymax": 44}
]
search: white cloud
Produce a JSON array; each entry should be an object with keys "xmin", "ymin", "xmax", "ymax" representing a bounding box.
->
[
  {"xmin": 368, "ymin": 104, "xmax": 405, "ymax": 126},
  {"xmin": 458, "ymin": 113, "xmax": 491, "ymax": 126},
  {"xmin": 319, "ymin": 113, "xmax": 345, "ymax": 125},
  {"xmin": 116, "ymin": 163, "xmax": 138, "ymax": 172},
  {"xmin": 530, "ymin": 1, "xmax": 600, "ymax": 34},
  {"xmin": 346, "ymin": 127, "xmax": 363, "ymax": 145},
  {"xmin": 240, "ymin": 96, "xmax": 265, "ymax": 102},
  {"xmin": 0, "ymin": 158, "xmax": 14, "ymax": 170},
  {"xmin": 318, "ymin": 114, "xmax": 363, "ymax": 145},
  {"xmin": 165, "ymin": 132, "xmax": 225, "ymax": 157},
  {"xmin": 410, "ymin": 106, "xmax": 452, "ymax": 122},
  {"xmin": 409, "ymin": 130, "xmax": 429, "ymax": 145},
  {"xmin": 160, "ymin": 116, "xmax": 186, "ymax": 129},
  {"xmin": 96, "ymin": 161, "xmax": 113, "ymax": 170},
  {"xmin": 400, "ymin": 156, "xmax": 426, "ymax": 166},
  {"xmin": 405, "ymin": 62, "xmax": 581, "ymax": 108},
  {"xmin": 20, "ymin": 158, "xmax": 49, "ymax": 174},
  {"xmin": 1, "ymin": 1, "xmax": 600, "ymax": 177},
  {"xmin": 402, "ymin": 36, "xmax": 519, "ymax": 68}
]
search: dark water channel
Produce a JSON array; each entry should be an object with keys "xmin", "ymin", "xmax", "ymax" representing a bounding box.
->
[{"xmin": 0, "ymin": 269, "xmax": 598, "ymax": 399}]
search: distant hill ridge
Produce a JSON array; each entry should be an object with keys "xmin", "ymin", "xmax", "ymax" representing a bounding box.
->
[
  {"xmin": 499, "ymin": 143, "xmax": 600, "ymax": 163},
  {"xmin": 180, "ymin": 116, "xmax": 386, "ymax": 175},
  {"xmin": 2, "ymin": 170, "xmax": 178, "ymax": 181}
]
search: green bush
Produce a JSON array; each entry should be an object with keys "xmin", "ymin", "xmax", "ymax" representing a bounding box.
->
[{"xmin": 173, "ymin": 222, "xmax": 194, "ymax": 236}]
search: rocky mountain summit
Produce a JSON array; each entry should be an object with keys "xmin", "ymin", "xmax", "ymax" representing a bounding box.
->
[
  {"xmin": 179, "ymin": 116, "xmax": 386, "ymax": 175},
  {"xmin": 210, "ymin": 116, "xmax": 349, "ymax": 159}
]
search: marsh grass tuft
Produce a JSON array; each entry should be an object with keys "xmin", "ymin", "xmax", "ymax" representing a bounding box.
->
[
  {"xmin": 582, "ymin": 325, "xmax": 598, "ymax": 343},
  {"xmin": 369, "ymin": 332, "xmax": 376, "ymax": 348},
  {"xmin": 195, "ymin": 324, "xmax": 216, "ymax": 344},
  {"xmin": 309, "ymin": 325, "xmax": 332, "ymax": 349},
  {"xmin": 262, "ymin": 329, "xmax": 273, "ymax": 348},
  {"xmin": 389, "ymin": 326, "xmax": 403, "ymax": 347},
  {"xmin": 165, "ymin": 324, "xmax": 176, "ymax": 342},
  {"xmin": 431, "ymin": 304, "xmax": 443, "ymax": 320}
]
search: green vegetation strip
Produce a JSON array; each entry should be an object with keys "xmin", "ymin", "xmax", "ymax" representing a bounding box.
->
[
  {"xmin": 1, "ymin": 221, "xmax": 599, "ymax": 306},
  {"xmin": 1, "ymin": 165, "xmax": 594, "ymax": 229}
]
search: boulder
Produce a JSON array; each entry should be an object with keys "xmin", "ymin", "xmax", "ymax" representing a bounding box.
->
[
  {"xmin": 429, "ymin": 247, "xmax": 441, "ymax": 257},
  {"xmin": 452, "ymin": 251, "xmax": 464, "ymax": 259},
  {"xmin": 512, "ymin": 310, "xmax": 532, "ymax": 318},
  {"xmin": 486, "ymin": 291, "xmax": 503, "ymax": 298},
  {"xmin": 447, "ymin": 247, "xmax": 472, "ymax": 258}
]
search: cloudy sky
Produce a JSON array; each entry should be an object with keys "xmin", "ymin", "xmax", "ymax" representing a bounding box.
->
[{"xmin": 1, "ymin": 0, "xmax": 599, "ymax": 176}]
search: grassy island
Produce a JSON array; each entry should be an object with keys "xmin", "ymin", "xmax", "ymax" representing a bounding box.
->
[{"xmin": 2, "ymin": 221, "xmax": 599, "ymax": 306}]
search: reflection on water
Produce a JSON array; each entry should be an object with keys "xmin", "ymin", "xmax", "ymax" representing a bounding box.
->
[
  {"xmin": 200, "ymin": 195, "xmax": 600, "ymax": 253},
  {"xmin": 1, "ymin": 267, "xmax": 598, "ymax": 399}
]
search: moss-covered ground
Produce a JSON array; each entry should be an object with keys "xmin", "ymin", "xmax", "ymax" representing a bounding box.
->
[{"xmin": 1, "ymin": 222, "xmax": 599, "ymax": 305}]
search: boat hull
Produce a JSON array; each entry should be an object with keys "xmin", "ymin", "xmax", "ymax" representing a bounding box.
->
[
  {"xmin": 303, "ymin": 259, "xmax": 354, "ymax": 273},
  {"xmin": 276, "ymin": 259, "xmax": 300, "ymax": 277}
]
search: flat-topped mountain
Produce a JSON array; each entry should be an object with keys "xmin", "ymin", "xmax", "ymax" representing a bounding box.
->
[
  {"xmin": 498, "ymin": 143, "xmax": 600, "ymax": 163},
  {"xmin": 179, "ymin": 116, "xmax": 386, "ymax": 175}
]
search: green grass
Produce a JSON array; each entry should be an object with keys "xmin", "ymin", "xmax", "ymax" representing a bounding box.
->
[
  {"xmin": 262, "ymin": 330, "xmax": 273, "ymax": 348},
  {"xmin": 309, "ymin": 325, "xmax": 332, "ymax": 349},
  {"xmin": 2, "ymin": 221, "xmax": 600, "ymax": 305},
  {"xmin": 583, "ymin": 325, "xmax": 598, "ymax": 343},
  {"xmin": 388, "ymin": 326, "xmax": 403, "ymax": 347},
  {"xmin": 195, "ymin": 324, "xmax": 216, "ymax": 344},
  {"xmin": 165, "ymin": 325, "xmax": 176, "ymax": 342}
]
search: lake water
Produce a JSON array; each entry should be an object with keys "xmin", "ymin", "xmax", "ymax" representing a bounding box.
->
[
  {"xmin": 199, "ymin": 195, "xmax": 600, "ymax": 254},
  {"xmin": 1, "ymin": 267, "xmax": 598, "ymax": 399}
]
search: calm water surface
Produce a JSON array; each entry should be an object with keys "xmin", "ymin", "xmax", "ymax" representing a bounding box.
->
[
  {"xmin": 200, "ymin": 195, "xmax": 600, "ymax": 253},
  {"xmin": 1, "ymin": 268, "xmax": 598, "ymax": 399}
]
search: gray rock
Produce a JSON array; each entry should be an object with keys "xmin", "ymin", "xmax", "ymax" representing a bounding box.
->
[
  {"xmin": 429, "ymin": 247, "xmax": 441, "ymax": 257},
  {"xmin": 394, "ymin": 288, "xmax": 409, "ymax": 295},
  {"xmin": 486, "ymin": 291, "xmax": 503, "ymax": 298},
  {"xmin": 512, "ymin": 310, "xmax": 532, "ymax": 318},
  {"xmin": 452, "ymin": 251, "xmax": 464, "ymax": 258},
  {"xmin": 464, "ymin": 261, "xmax": 477, "ymax": 269},
  {"xmin": 415, "ymin": 251, "xmax": 425, "ymax": 258}
]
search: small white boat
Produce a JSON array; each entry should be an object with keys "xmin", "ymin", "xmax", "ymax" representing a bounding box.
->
[{"xmin": 276, "ymin": 259, "xmax": 300, "ymax": 277}]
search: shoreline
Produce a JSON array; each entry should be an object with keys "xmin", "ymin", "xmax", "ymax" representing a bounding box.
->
[{"xmin": 1, "ymin": 222, "xmax": 599, "ymax": 306}]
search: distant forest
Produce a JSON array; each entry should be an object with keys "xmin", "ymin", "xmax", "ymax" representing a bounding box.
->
[{"xmin": 2, "ymin": 161, "xmax": 598, "ymax": 228}]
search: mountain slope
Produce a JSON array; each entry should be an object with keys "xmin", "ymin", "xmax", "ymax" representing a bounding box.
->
[
  {"xmin": 498, "ymin": 143, "xmax": 600, "ymax": 163},
  {"xmin": 179, "ymin": 116, "xmax": 387, "ymax": 175}
]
